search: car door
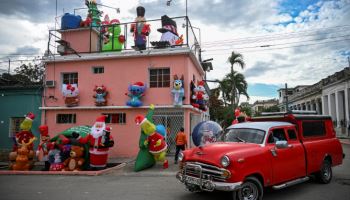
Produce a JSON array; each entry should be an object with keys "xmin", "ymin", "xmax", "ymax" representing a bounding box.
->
[{"xmin": 266, "ymin": 126, "xmax": 305, "ymax": 185}]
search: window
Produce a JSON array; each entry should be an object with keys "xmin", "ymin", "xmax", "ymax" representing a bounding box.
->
[
  {"xmin": 9, "ymin": 117, "xmax": 25, "ymax": 137},
  {"xmin": 104, "ymin": 113, "xmax": 126, "ymax": 124},
  {"xmin": 62, "ymin": 73, "xmax": 78, "ymax": 85},
  {"xmin": 92, "ymin": 66, "xmax": 104, "ymax": 74},
  {"xmin": 268, "ymin": 128, "xmax": 287, "ymax": 143},
  {"xmin": 56, "ymin": 114, "xmax": 76, "ymax": 124},
  {"xmin": 149, "ymin": 68, "xmax": 170, "ymax": 88},
  {"xmin": 302, "ymin": 121, "xmax": 326, "ymax": 137},
  {"xmin": 287, "ymin": 129, "xmax": 297, "ymax": 140}
]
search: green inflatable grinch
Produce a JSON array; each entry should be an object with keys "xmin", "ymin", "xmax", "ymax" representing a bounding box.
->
[
  {"xmin": 102, "ymin": 19, "xmax": 125, "ymax": 51},
  {"xmin": 134, "ymin": 104, "xmax": 156, "ymax": 172}
]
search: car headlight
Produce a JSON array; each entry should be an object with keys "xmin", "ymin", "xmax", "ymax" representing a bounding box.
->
[
  {"xmin": 221, "ymin": 155, "xmax": 230, "ymax": 167},
  {"xmin": 178, "ymin": 152, "xmax": 184, "ymax": 162}
]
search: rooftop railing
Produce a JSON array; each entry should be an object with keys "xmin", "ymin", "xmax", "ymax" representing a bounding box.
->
[{"xmin": 46, "ymin": 16, "xmax": 201, "ymax": 60}]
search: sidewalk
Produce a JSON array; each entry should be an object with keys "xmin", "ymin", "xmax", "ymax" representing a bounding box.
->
[{"xmin": 339, "ymin": 138, "xmax": 350, "ymax": 145}]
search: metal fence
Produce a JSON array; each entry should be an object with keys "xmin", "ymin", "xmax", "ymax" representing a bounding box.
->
[{"xmin": 152, "ymin": 109, "xmax": 184, "ymax": 155}]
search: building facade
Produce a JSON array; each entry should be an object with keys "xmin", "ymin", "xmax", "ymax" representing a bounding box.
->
[
  {"xmin": 41, "ymin": 18, "xmax": 208, "ymax": 158},
  {"xmin": 252, "ymin": 99, "xmax": 278, "ymax": 115},
  {"xmin": 0, "ymin": 86, "xmax": 42, "ymax": 159},
  {"xmin": 278, "ymin": 67, "xmax": 350, "ymax": 137}
]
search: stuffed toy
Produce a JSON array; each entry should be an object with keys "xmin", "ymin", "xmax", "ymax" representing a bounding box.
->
[
  {"xmin": 63, "ymin": 145, "xmax": 85, "ymax": 171},
  {"xmin": 36, "ymin": 125, "xmax": 52, "ymax": 171},
  {"xmin": 93, "ymin": 85, "xmax": 108, "ymax": 106},
  {"xmin": 171, "ymin": 74, "xmax": 185, "ymax": 106},
  {"xmin": 125, "ymin": 82, "xmax": 146, "ymax": 107},
  {"xmin": 130, "ymin": 6, "xmax": 150, "ymax": 50},
  {"xmin": 62, "ymin": 84, "xmax": 79, "ymax": 107},
  {"xmin": 102, "ymin": 19, "xmax": 125, "ymax": 51},
  {"xmin": 10, "ymin": 137, "xmax": 36, "ymax": 171},
  {"xmin": 191, "ymin": 81, "xmax": 209, "ymax": 111},
  {"xmin": 75, "ymin": 116, "xmax": 114, "ymax": 169},
  {"xmin": 135, "ymin": 112, "xmax": 168, "ymax": 169}
]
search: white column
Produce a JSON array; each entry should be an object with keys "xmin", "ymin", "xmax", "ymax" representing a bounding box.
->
[
  {"xmin": 322, "ymin": 95, "xmax": 328, "ymax": 115},
  {"xmin": 328, "ymin": 94, "xmax": 332, "ymax": 119},
  {"xmin": 316, "ymin": 99, "xmax": 321, "ymax": 114},
  {"xmin": 335, "ymin": 91, "xmax": 340, "ymax": 128},
  {"xmin": 345, "ymin": 88, "xmax": 349, "ymax": 132}
]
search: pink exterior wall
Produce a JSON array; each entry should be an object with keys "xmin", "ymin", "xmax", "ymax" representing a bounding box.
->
[
  {"xmin": 43, "ymin": 51, "xmax": 205, "ymax": 158},
  {"xmin": 60, "ymin": 28, "xmax": 99, "ymax": 53}
]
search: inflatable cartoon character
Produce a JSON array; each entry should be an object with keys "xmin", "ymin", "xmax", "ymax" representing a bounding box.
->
[
  {"xmin": 36, "ymin": 125, "xmax": 52, "ymax": 171},
  {"xmin": 102, "ymin": 19, "xmax": 125, "ymax": 51},
  {"xmin": 76, "ymin": 116, "xmax": 114, "ymax": 169},
  {"xmin": 171, "ymin": 74, "xmax": 185, "ymax": 106},
  {"xmin": 135, "ymin": 114, "xmax": 168, "ymax": 169},
  {"xmin": 157, "ymin": 15, "xmax": 182, "ymax": 46},
  {"xmin": 10, "ymin": 137, "xmax": 36, "ymax": 171},
  {"xmin": 130, "ymin": 6, "xmax": 150, "ymax": 50},
  {"xmin": 93, "ymin": 85, "xmax": 108, "ymax": 106},
  {"xmin": 48, "ymin": 147, "xmax": 65, "ymax": 171},
  {"xmin": 125, "ymin": 82, "xmax": 146, "ymax": 107},
  {"xmin": 191, "ymin": 81, "xmax": 209, "ymax": 111},
  {"xmin": 62, "ymin": 84, "xmax": 79, "ymax": 107}
]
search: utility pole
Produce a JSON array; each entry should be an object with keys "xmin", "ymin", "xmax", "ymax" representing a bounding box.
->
[
  {"xmin": 348, "ymin": 56, "xmax": 350, "ymax": 67},
  {"xmin": 8, "ymin": 58, "xmax": 10, "ymax": 74},
  {"xmin": 285, "ymin": 83, "xmax": 289, "ymax": 113}
]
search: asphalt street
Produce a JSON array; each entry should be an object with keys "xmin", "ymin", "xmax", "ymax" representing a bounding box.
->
[{"xmin": 0, "ymin": 144, "xmax": 349, "ymax": 200}]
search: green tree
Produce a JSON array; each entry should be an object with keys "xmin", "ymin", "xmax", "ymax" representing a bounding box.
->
[
  {"xmin": 228, "ymin": 51, "xmax": 245, "ymax": 107},
  {"xmin": 14, "ymin": 63, "xmax": 44, "ymax": 83},
  {"xmin": 219, "ymin": 71, "xmax": 249, "ymax": 106}
]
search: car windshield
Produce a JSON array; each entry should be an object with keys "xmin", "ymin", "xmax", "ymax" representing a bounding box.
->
[{"xmin": 223, "ymin": 128, "xmax": 266, "ymax": 144}]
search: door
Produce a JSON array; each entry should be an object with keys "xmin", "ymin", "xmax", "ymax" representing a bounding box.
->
[{"xmin": 267, "ymin": 127, "xmax": 306, "ymax": 184}]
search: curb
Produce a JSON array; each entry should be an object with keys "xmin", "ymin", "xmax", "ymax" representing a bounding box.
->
[
  {"xmin": 340, "ymin": 140, "xmax": 350, "ymax": 145},
  {"xmin": 0, "ymin": 162, "xmax": 126, "ymax": 176}
]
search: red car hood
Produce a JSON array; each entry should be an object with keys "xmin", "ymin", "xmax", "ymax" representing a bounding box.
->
[{"xmin": 185, "ymin": 142, "xmax": 261, "ymax": 166}]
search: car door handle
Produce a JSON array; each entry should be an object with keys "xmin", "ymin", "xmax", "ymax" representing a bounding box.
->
[{"xmin": 270, "ymin": 148, "xmax": 277, "ymax": 157}]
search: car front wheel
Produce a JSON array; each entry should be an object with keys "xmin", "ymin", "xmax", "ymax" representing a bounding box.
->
[
  {"xmin": 232, "ymin": 177, "xmax": 263, "ymax": 200},
  {"xmin": 317, "ymin": 160, "xmax": 332, "ymax": 184}
]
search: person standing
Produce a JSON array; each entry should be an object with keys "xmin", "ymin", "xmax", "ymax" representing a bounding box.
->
[{"xmin": 174, "ymin": 127, "xmax": 187, "ymax": 164}]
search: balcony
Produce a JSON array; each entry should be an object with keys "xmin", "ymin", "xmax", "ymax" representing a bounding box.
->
[{"xmin": 46, "ymin": 16, "xmax": 201, "ymax": 61}]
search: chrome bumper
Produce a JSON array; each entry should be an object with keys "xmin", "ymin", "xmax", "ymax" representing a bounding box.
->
[{"xmin": 176, "ymin": 172, "xmax": 242, "ymax": 192}]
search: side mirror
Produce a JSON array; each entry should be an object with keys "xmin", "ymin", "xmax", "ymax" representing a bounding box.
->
[{"xmin": 276, "ymin": 140, "xmax": 289, "ymax": 149}]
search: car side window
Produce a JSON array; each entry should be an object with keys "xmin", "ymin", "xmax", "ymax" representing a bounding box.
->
[
  {"xmin": 268, "ymin": 128, "xmax": 287, "ymax": 144},
  {"xmin": 287, "ymin": 129, "xmax": 297, "ymax": 140}
]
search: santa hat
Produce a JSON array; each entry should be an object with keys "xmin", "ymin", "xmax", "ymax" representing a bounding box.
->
[
  {"xmin": 38, "ymin": 125, "xmax": 49, "ymax": 137},
  {"xmin": 135, "ymin": 115, "xmax": 147, "ymax": 125},
  {"xmin": 133, "ymin": 82, "xmax": 144, "ymax": 87},
  {"xmin": 105, "ymin": 126, "xmax": 112, "ymax": 132},
  {"xmin": 110, "ymin": 19, "xmax": 120, "ymax": 25},
  {"xmin": 95, "ymin": 115, "xmax": 106, "ymax": 123},
  {"xmin": 157, "ymin": 15, "xmax": 178, "ymax": 36},
  {"xmin": 25, "ymin": 112, "xmax": 35, "ymax": 121},
  {"xmin": 197, "ymin": 81, "xmax": 205, "ymax": 86}
]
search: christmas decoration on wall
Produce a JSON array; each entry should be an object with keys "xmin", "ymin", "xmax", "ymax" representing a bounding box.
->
[
  {"xmin": 134, "ymin": 104, "xmax": 156, "ymax": 172},
  {"xmin": 135, "ymin": 111, "xmax": 168, "ymax": 169},
  {"xmin": 102, "ymin": 19, "xmax": 125, "ymax": 51},
  {"xmin": 191, "ymin": 81, "xmax": 209, "ymax": 111},
  {"xmin": 130, "ymin": 6, "xmax": 150, "ymax": 50},
  {"xmin": 62, "ymin": 84, "xmax": 79, "ymax": 107},
  {"xmin": 76, "ymin": 116, "xmax": 114, "ymax": 169},
  {"xmin": 125, "ymin": 82, "xmax": 146, "ymax": 107},
  {"xmin": 93, "ymin": 85, "xmax": 108, "ymax": 106},
  {"xmin": 171, "ymin": 74, "xmax": 185, "ymax": 106}
]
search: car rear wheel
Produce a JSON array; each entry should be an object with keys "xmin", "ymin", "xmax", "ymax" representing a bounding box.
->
[
  {"xmin": 232, "ymin": 177, "xmax": 263, "ymax": 200},
  {"xmin": 316, "ymin": 159, "xmax": 332, "ymax": 184}
]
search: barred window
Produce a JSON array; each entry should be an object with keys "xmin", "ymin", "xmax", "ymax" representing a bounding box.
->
[
  {"xmin": 57, "ymin": 114, "xmax": 76, "ymax": 124},
  {"xmin": 9, "ymin": 117, "xmax": 25, "ymax": 137},
  {"xmin": 62, "ymin": 73, "xmax": 78, "ymax": 85},
  {"xmin": 149, "ymin": 68, "xmax": 170, "ymax": 88},
  {"xmin": 103, "ymin": 113, "xmax": 126, "ymax": 124},
  {"xmin": 92, "ymin": 66, "xmax": 104, "ymax": 74}
]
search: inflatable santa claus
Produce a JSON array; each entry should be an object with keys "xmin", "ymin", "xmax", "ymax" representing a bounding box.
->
[{"xmin": 76, "ymin": 115, "xmax": 114, "ymax": 169}]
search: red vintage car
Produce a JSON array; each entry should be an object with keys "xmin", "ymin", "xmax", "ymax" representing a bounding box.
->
[{"xmin": 176, "ymin": 114, "xmax": 344, "ymax": 200}]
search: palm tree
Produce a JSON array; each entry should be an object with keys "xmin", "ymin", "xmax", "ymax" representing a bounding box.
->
[{"xmin": 228, "ymin": 51, "xmax": 245, "ymax": 108}]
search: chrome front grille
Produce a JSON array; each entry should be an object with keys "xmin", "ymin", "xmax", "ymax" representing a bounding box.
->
[{"xmin": 183, "ymin": 162, "xmax": 229, "ymax": 182}]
